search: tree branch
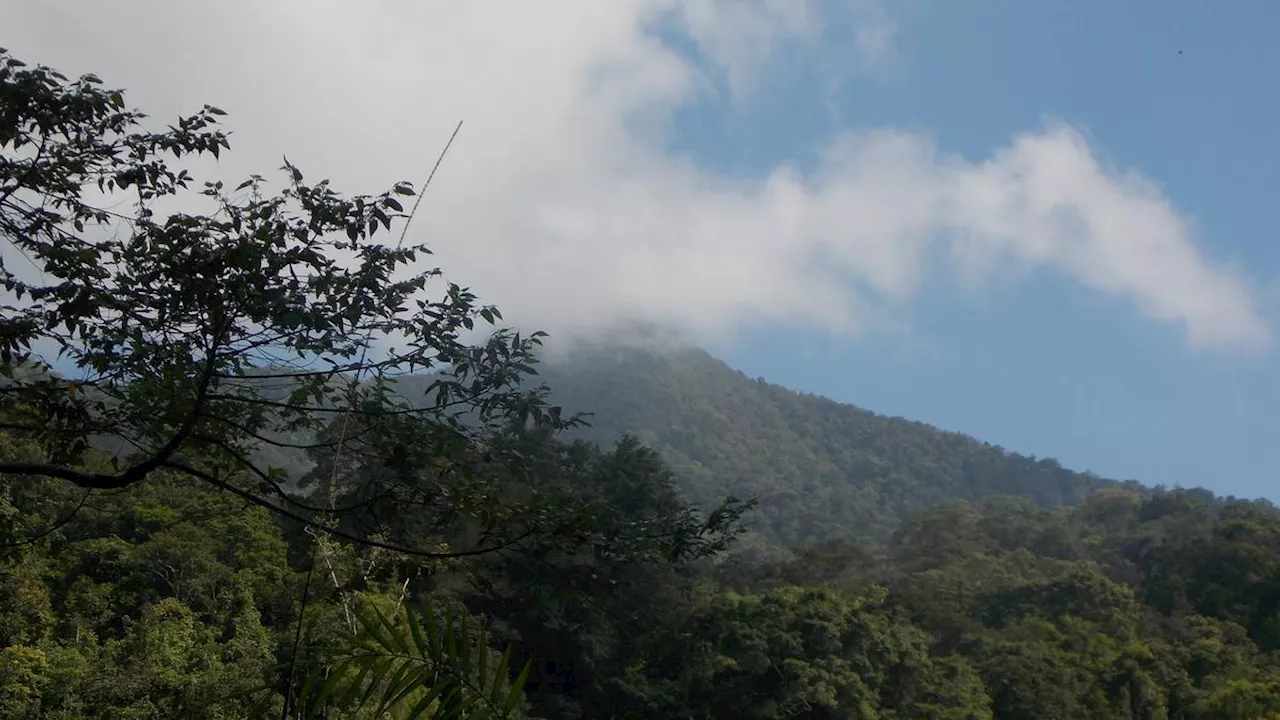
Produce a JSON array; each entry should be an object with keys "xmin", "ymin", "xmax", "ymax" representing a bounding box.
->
[
  {"xmin": 0, "ymin": 347, "xmax": 220, "ymax": 489},
  {"xmin": 0, "ymin": 489, "xmax": 90, "ymax": 547},
  {"xmin": 162, "ymin": 458, "xmax": 540, "ymax": 560},
  {"xmin": 187, "ymin": 430, "xmax": 404, "ymax": 517}
]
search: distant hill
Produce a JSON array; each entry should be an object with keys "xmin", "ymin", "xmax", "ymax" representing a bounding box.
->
[{"xmin": 535, "ymin": 334, "xmax": 1130, "ymax": 548}]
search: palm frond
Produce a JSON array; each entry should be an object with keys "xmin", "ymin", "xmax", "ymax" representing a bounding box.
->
[{"xmin": 297, "ymin": 599, "xmax": 530, "ymax": 719}]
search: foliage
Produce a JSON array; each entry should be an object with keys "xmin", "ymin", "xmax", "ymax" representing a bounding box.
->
[
  {"xmin": 0, "ymin": 46, "xmax": 569, "ymax": 559},
  {"xmin": 296, "ymin": 600, "xmax": 529, "ymax": 719},
  {"xmin": 0, "ymin": 423, "xmax": 746, "ymax": 718}
]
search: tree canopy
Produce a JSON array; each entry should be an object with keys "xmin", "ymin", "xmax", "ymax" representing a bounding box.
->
[{"xmin": 0, "ymin": 45, "xmax": 595, "ymax": 560}]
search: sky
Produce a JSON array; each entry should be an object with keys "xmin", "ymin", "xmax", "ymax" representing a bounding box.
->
[{"xmin": 8, "ymin": 0, "xmax": 1280, "ymax": 498}]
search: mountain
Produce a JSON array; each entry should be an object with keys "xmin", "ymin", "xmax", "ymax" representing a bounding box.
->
[{"xmin": 535, "ymin": 333, "xmax": 1130, "ymax": 549}]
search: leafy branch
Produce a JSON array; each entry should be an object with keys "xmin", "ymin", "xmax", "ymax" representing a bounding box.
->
[
  {"xmin": 0, "ymin": 47, "xmax": 584, "ymax": 559},
  {"xmin": 296, "ymin": 601, "xmax": 531, "ymax": 719}
]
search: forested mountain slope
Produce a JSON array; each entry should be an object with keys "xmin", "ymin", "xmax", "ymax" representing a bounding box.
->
[
  {"xmin": 10, "ymin": 335, "xmax": 1141, "ymax": 551},
  {"xmin": 536, "ymin": 334, "xmax": 1131, "ymax": 547}
]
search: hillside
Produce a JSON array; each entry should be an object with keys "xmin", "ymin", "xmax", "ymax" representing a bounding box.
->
[
  {"xmin": 536, "ymin": 334, "xmax": 1128, "ymax": 547},
  {"xmin": 16, "ymin": 335, "xmax": 1135, "ymax": 551}
]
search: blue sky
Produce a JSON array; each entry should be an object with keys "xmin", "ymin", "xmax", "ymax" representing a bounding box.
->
[
  {"xmin": 687, "ymin": 1, "xmax": 1280, "ymax": 497},
  {"xmin": 11, "ymin": 1, "xmax": 1280, "ymax": 499}
]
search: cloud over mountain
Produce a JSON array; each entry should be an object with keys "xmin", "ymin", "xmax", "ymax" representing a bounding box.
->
[{"xmin": 10, "ymin": 0, "xmax": 1268, "ymax": 352}]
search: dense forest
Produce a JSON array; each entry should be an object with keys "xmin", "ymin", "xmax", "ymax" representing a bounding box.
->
[
  {"xmin": 5, "ymin": 49, "xmax": 1280, "ymax": 720},
  {"xmin": 7, "ymin": 428, "xmax": 1280, "ymax": 719}
]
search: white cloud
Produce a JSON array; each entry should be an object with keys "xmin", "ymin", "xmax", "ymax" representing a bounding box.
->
[{"xmin": 6, "ymin": 0, "xmax": 1269, "ymax": 353}]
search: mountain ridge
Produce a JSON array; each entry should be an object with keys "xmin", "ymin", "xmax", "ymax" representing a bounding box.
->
[{"xmin": 534, "ymin": 334, "xmax": 1141, "ymax": 547}]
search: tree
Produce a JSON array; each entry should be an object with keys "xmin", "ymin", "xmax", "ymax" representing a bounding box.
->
[
  {"xmin": 0, "ymin": 47, "xmax": 570, "ymax": 558},
  {"xmin": 641, "ymin": 586, "xmax": 992, "ymax": 720}
]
